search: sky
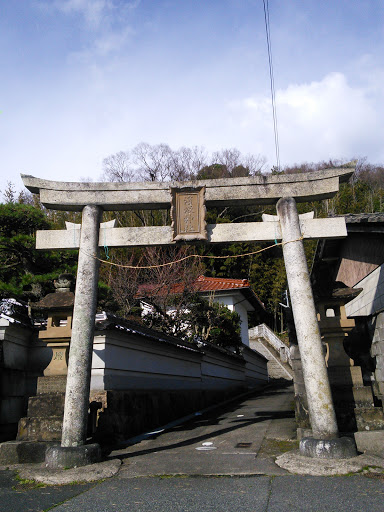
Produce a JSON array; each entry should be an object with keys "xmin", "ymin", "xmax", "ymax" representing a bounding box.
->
[{"xmin": 1, "ymin": 0, "xmax": 383, "ymax": 195}]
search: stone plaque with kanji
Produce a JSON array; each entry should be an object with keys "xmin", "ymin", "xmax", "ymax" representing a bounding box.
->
[{"xmin": 171, "ymin": 186, "xmax": 207, "ymax": 241}]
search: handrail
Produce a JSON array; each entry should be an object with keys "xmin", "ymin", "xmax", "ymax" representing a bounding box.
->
[{"xmin": 250, "ymin": 324, "xmax": 292, "ymax": 367}]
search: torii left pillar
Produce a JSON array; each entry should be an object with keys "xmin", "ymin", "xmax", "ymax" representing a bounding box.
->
[{"xmin": 46, "ymin": 205, "xmax": 102, "ymax": 468}]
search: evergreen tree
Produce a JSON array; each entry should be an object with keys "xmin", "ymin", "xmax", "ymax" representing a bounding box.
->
[{"xmin": 0, "ymin": 203, "xmax": 77, "ymax": 301}]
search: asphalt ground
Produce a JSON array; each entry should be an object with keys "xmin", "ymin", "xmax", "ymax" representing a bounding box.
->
[{"xmin": 2, "ymin": 383, "xmax": 384, "ymax": 511}]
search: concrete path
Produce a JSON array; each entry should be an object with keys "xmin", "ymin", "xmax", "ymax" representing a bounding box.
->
[
  {"xmin": 2, "ymin": 383, "xmax": 384, "ymax": 512},
  {"xmin": 110, "ymin": 382, "xmax": 296, "ymax": 477}
]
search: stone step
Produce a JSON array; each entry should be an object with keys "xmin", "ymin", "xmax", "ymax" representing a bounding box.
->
[
  {"xmin": 331, "ymin": 386, "xmax": 375, "ymax": 408},
  {"xmin": 354, "ymin": 430, "xmax": 384, "ymax": 455},
  {"xmin": 327, "ymin": 366, "xmax": 364, "ymax": 387},
  {"xmin": 27, "ymin": 393, "xmax": 65, "ymax": 418},
  {"xmin": 37, "ymin": 376, "xmax": 67, "ymax": 394},
  {"xmin": 355, "ymin": 407, "xmax": 384, "ymax": 432},
  {"xmin": 17, "ymin": 416, "xmax": 63, "ymax": 442},
  {"xmin": 250, "ymin": 338, "xmax": 293, "ymax": 381}
]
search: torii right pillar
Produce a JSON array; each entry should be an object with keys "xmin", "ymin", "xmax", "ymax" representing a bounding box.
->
[{"xmin": 277, "ymin": 197, "xmax": 357, "ymax": 458}]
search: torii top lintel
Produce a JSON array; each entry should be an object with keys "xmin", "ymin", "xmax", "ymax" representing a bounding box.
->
[{"xmin": 21, "ymin": 164, "xmax": 355, "ymax": 212}]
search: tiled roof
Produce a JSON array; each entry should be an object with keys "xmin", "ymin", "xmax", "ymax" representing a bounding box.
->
[
  {"xmin": 137, "ymin": 276, "xmax": 251, "ymax": 296},
  {"xmin": 136, "ymin": 275, "xmax": 265, "ymax": 311},
  {"xmin": 342, "ymin": 213, "xmax": 384, "ymax": 223},
  {"xmin": 194, "ymin": 276, "xmax": 251, "ymax": 291}
]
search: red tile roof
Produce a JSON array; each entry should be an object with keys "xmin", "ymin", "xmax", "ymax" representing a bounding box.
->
[
  {"xmin": 136, "ymin": 276, "xmax": 265, "ymax": 311},
  {"xmin": 194, "ymin": 276, "xmax": 251, "ymax": 291},
  {"xmin": 137, "ymin": 276, "xmax": 250, "ymax": 296}
]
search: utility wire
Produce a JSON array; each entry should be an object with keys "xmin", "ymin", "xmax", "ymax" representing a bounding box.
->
[{"xmin": 263, "ymin": 0, "xmax": 281, "ymax": 172}]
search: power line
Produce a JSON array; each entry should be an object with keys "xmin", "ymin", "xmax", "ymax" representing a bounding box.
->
[{"xmin": 263, "ymin": 0, "xmax": 281, "ymax": 171}]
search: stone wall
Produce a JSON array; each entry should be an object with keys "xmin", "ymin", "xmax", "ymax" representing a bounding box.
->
[
  {"xmin": 0, "ymin": 319, "xmax": 37, "ymax": 441},
  {"xmin": 370, "ymin": 311, "xmax": 384, "ymax": 402}
]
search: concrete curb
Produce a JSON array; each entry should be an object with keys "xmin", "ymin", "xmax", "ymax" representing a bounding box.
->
[
  {"xmin": 16, "ymin": 459, "xmax": 122, "ymax": 484},
  {"xmin": 275, "ymin": 450, "xmax": 384, "ymax": 476}
]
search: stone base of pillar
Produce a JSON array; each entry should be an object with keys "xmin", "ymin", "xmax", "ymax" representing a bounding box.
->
[
  {"xmin": 45, "ymin": 443, "xmax": 101, "ymax": 469},
  {"xmin": 299, "ymin": 437, "xmax": 357, "ymax": 459},
  {"xmin": 0, "ymin": 441, "xmax": 59, "ymax": 464}
]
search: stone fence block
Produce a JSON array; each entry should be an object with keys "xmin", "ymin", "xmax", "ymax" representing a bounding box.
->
[
  {"xmin": 371, "ymin": 342, "xmax": 384, "ymax": 356},
  {"xmin": 374, "ymin": 367, "xmax": 384, "ymax": 382},
  {"xmin": 290, "ymin": 345, "xmax": 301, "ymax": 360},
  {"xmin": 375, "ymin": 355, "xmax": 384, "ymax": 368},
  {"xmin": 372, "ymin": 327, "xmax": 384, "ymax": 344},
  {"xmin": 375, "ymin": 312, "xmax": 384, "ymax": 329}
]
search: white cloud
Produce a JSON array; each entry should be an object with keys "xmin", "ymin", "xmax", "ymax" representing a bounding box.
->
[
  {"xmin": 50, "ymin": 0, "xmax": 140, "ymax": 30},
  {"xmin": 228, "ymin": 71, "xmax": 384, "ymax": 166},
  {"xmin": 44, "ymin": 0, "xmax": 138, "ymax": 61},
  {"xmin": 68, "ymin": 27, "xmax": 133, "ymax": 62},
  {"xmin": 52, "ymin": 0, "xmax": 114, "ymax": 29}
]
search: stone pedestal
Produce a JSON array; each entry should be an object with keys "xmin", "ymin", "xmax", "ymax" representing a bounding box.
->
[
  {"xmin": 318, "ymin": 295, "xmax": 384, "ymax": 433},
  {"xmin": 0, "ymin": 379, "xmax": 66, "ymax": 463},
  {"xmin": 17, "ymin": 382, "xmax": 66, "ymax": 442},
  {"xmin": 43, "ymin": 342, "xmax": 70, "ymax": 376}
]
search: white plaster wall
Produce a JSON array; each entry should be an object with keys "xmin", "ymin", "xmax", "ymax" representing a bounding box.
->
[
  {"xmin": 90, "ymin": 330, "xmax": 267, "ymax": 393},
  {"xmin": 200, "ymin": 350, "xmax": 245, "ymax": 390},
  {"xmin": 346, "ymin": 264, "xmax": 384, "ymax": 317},
  {"xmin": 235, "ymin": 303, "xmax": 250, "ymax": 347},
  {"xmin": 210, "ymin": 295, "xmax": 234, "ymax": 310},
  {"xmin": 91, "ymin": 331, "xmax": 202, "ymax": 391},
  {"xmin": 243, "ymin": 346, "xmax": 269, "ymax": 385}
]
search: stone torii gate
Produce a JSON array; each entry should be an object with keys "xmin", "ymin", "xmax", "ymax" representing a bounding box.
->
[{"xmin": 22, "ymin": 164, "xmax": 357, "ymax": 467}]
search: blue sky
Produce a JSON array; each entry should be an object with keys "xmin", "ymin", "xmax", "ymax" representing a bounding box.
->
[{"xmin": 1, "ymin": 0, "xmax": 383, "ymax": 194}]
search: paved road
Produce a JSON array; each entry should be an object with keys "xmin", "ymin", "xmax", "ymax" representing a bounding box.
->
[
  {"xmin": 111, "ymin": 383, "xmax": 296, "ymax": 477},
  {"xmin": 1, "ymin": 384, "xmax": 384, "ymax": 511}
]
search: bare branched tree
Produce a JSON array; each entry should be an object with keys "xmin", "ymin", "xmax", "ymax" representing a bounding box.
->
[
  {"xmin": 132, "ymin": 143, "xmax": 174, "ymax": 182},
  {"xmin": 2, "ymin": 182, "xmax": 16, "ymax": 204},
  {"xmin": 211, "ymin": 148, "xmax": 241, "ymax": 174},
  {"xmin": 137, "ymin": 246, "xmax": 204, "ymax": 337},
  {"xmin": 103, "ymin": 250, "xmax": 144, "ymax": 318},
  {"xmin": 101, "ymin": 143, "xmax": 267, "ymax": 185},
  {"xmin": 102, "ymin": 151, "xmax": 137, "ymax": 182},
  {"xmin": 175, "ymin": 146, "xmax": 208, "ymax": 181},
  {"xmin": 243, "ymin": 154, "xmax": 267, "ymax": 175}
]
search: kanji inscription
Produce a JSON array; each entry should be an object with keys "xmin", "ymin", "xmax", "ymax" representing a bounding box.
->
[{"xmin": 171, "ymin": 186, "xmax": 207, "ymax": 241}]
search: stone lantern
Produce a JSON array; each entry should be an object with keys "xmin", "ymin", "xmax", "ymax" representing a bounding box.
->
[
  {"xmin": 317, "ymin": 284, "xmax": 384, "ymax": 432},
  {"xmin": 316, "ymin": 285, "xmax": 359, "ymax": 369},
  {"xmin": 32, "ymin": 274, "xmax": 75, "ymax": 377}
]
